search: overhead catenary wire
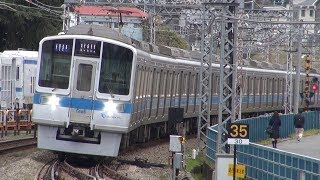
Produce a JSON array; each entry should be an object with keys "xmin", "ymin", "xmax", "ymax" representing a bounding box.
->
[
  {"xmin": 34, "ymin": 0, "xmax": 63, "ymax": 9},
  {"xmin": 22, "ymin": 0, "xmax": 62, "ymax": 16},
  {"xmin": 0, "ymin": 1, "xmax": 62, "ymax": 20}
]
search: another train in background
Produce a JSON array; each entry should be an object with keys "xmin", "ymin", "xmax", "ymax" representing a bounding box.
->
[
  {"xmin": 0, "ymin": 49, "xmax": 38, "ymax": 109},
  {"xmin": 32, "ymin": 24, "xmax": 320, "ymax": 157}
]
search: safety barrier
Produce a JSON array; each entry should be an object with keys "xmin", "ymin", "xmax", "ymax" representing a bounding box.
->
[
  {"xmin": 0, "ymin": 109, "xmax": 34, "ymax": 137},
  {"xmin": 207, "ymin": 111, "xmax": 320, "ymax": 179}
]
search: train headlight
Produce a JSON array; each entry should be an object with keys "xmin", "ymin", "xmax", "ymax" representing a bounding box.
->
[
  {"xmin": 104, "ymin": 100, "xmax": 117, "ymax": 116},
  {"xmin": 48, "ymin": 95, "xmax": 60, "ymax": 110}
]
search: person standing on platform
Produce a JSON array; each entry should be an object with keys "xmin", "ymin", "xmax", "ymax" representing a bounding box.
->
[
  {"xmin": 294, "ymin": 111, "xmax": 305, "ymax": 142},
  {"xmin": 269, "ymin": 111, "xmax": 281, "ymax": 148}
]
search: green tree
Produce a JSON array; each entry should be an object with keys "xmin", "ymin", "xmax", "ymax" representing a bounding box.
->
[
  {"xmin": 156, "ymin": 26, "xmax": 189, "ymax": 50},
  {"xmin": 0, "ymin": 0, "xmax": 63, "ymax": 51},
  {"xmin": 143, "ymin": 20, "xmax": 189, "ymax": 50}
]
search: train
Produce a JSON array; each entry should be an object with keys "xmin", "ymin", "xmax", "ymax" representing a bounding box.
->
[
  {"xmin": 32, "ymin": 24, "xmax": 320, "ymax": 157},
  {"xmin": 0, "ymin": 49, "xmax": 38, "ymax": 109}
]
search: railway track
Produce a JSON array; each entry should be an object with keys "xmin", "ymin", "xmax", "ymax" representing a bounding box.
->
[
  {"xmin": 35, "ymin": 159, "xmax": 58, "ymax": 180},
  {"xmin": 0, "ymin": 137, "xmax": 37, "ymax": 153},
  {"xmin": 36, "ymin": 157, "xmax": 133, "ymax": 180}
]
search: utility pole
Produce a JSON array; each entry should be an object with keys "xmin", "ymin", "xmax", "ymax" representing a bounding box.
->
[
  {"xmin": 62, "ymin": 4, "xmax": 70, "ymax": 33},
  {"xmin": 303, "ymin": 55, "xmax": 311, "ymax": 111},
  {"xmin": 293, "ymin": 23, "xmax": 303, "ymax": 114}
]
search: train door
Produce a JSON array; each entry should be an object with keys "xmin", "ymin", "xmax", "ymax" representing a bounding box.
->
[{"xmin": 70, "ymin": 58, "xmax": 97, "ymax": 124}]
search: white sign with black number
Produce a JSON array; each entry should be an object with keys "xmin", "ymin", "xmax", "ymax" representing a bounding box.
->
[
  {"xmin": 227, "ymin": 123, "xmax": 250, "ymax": 145},
  {"xmin": 227, "ymin": 138, "xmax": 249, "ymax": 145}
]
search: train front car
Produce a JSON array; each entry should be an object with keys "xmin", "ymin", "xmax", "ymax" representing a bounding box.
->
[{"xmin": 33, "ymin": 34, "xmax": 136, "ymax": 157}]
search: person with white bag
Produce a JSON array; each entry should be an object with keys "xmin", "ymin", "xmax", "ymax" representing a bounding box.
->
[{"xmin": 294, "ymin": 111, "xmax": 305, "ymax": 142}]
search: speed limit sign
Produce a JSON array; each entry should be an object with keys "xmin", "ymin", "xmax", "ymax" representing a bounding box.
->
[{"xmin": 227, "ymin": 123, "xmax": 250, "ymax": 145}]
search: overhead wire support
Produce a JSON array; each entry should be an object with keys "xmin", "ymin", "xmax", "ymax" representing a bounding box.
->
[
  {"xmin": 197, "ymin": 2, "xmax": 215, "ymax": 152},
  {"xmin": 217, "ymin": 0, "xmax": 238, "ymax": 154},
  {"xmin": 284, "ymin": 0, "xmax": 294, "ymax": 114}
]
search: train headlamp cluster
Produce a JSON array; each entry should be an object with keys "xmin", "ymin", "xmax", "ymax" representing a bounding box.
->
[
  {"xmin": 48, "ymin": 95, "xmax": 60, "ymax": 110},
  {"xmin": 104, "ymin": 100, "xmax": 124, "ymax": 116},
  {"xmin": 41, "ymin": 95, "xmax": 60, "ymax": 110}
]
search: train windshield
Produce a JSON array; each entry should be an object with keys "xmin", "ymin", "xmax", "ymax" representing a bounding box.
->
[
  {"xmin": 38, "ymin": 39, "xmax": 73, "ymax": 89},
  {"xmin": 99, "ymin": 42, "xmax": 133, "ymax": 95}
]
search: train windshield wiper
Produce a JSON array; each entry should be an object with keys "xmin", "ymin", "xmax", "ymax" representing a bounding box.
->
[{"xmin": 106, "ymin": 83, "xmax": 115, "ymax": 98}]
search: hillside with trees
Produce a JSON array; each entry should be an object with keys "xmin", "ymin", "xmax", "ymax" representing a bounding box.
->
[{"xmin": 0, "ymin": 0, "xmax": 63, "ymax": 51}]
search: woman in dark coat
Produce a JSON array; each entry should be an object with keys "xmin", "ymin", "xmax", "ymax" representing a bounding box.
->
[{"xmin": 269, "ymin": 111, "xmax": 281, "ymax": 148}]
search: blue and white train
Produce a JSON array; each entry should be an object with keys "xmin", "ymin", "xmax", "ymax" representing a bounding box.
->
[
  {"xmin": 33, "ymin": 24, "xmax": 320, "ymax": 157},
  {"xmin": 0, "ymin": 49, "xmax": 38, "ymax": 109}
]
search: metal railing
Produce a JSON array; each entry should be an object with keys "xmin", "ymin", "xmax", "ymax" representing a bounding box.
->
[{"xmin": 207, "ymin": 111, "xmax": 320, "ymax": 179}]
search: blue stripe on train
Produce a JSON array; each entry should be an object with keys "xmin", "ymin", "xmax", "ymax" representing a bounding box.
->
[
  {"xmin": 24, "ymin": 60, "xmax": 37, "ymax": 65},
  {"xmin": 0, "ymin": 88, "xmax": 22, "ymax": 92},
  {"xmin": 33, "ymin": 93, "xmax": 132, "ymax": 113},
  {"xmin": 33, "ymin": 92, "xmax": 287, "ymax": 113}
]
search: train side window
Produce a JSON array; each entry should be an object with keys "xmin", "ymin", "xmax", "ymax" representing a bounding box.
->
[
  {"xmin": 210, "ymin": 73, "xmax": 214, "ymax": 97},
  {"xmin": 155, "ymin": 70, "xmax": 162, "ymax": 117},
  {"xmin": 169, "ymin": 72, "xmax": 175, "ymax": 107},
  {"xmin": 246, "ymin": 77, "xmax": 250, "ymax": 96},
  {"xmin": 252, "ymin": 77, "xmax": 255, "ymax": 95},
  {"xmin": 277, "ymin": 78, "xmax": 281, "ymax": 106},
  {"xmin": 190, "ymin": 74, "xmax": 195, "ymax": 96},
  {"xmin": 267, "ymin": 78, "xmax": 271, "ymax": 106},
  {"xmin": 282, "ymin": 78, "xmax": 285, "ymax": 106},
  {"xmin": 216, "ymin": 76, "xmax": 220, "ymax": 95},
  {"xmin": 135, "ymin": 66, "xmax": 141, "ymax": 99},
  {"xmin": 186, "ymin": 72, "xmax": 191, "ymax": 112},
  {"xmin": 145, "ymin": 69, "xmax": 151, "ymax": 97},
  {"xmin": 176, "ymin": 73, "xmax": 181, "ymax": 96},
  {"xmin": 140, "ymin": 66, "xmax": 145, "ymax": 99},
  {"xmin": 264, "ymin": 78, "xmax": 267, "ymax": 95},
  {"xmin": 259, "ymin": 77, "xmax": 263, "ymax": 108},
  {"xmin": 149, "ymin": 69, "xmax": 156, "ymax": 118},
  {"xmin": 211, "ymin": 75, "xmax": 216, "ymax": 95},
  {"xmin": 162, "ymin": 70, "xmax": 169, "ymax": 116},
  {"xmin": 252, "ymin": 77, "xmax": 257, "ymax": 96},
  {"xmin": 16, "ymin": 66, "xmax": 19, "ymax": 81},
  {"xmin": 271, "ymin": 78, "xmax": 275, "ymax": 106},
  {"xmin": 184, "ymin": 73, "xmax": 188, "ymax": 96},
  {"xmin": 256, "ymin": 77, "xmax": 260, "ymax": 96},
  {"xmin": 194, "ymin": 73, "xmax": 198, "ymax": 113},
  {"xmin": 142, "ymin": 67, "xmax": 148, "ymax": 99},
  {"xmin": 178, "ymin": 72, "xmax": 183, "ymax": 107},
  {"xmin": 154, "ymin": 71, "xmax": 160, "ymax": 98},
  {"xmin": 242, "ymin": 77, "xmax": 247, "ymax": 96}
]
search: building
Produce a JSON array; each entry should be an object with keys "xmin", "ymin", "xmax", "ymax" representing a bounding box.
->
[
  {"xmin": 69, "ymin": 6, "xmax": 148, "ymax": 41},
  {"xmin": 291, "ymin": 0, "xmax": 316, "ymax": 21}
]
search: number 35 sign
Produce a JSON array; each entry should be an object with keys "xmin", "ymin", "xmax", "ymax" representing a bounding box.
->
[{"xmin": 227, "ymin": 123, "xmax": 250, "ymax": 145}]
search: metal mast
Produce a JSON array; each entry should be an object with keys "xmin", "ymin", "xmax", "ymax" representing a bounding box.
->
[
  {"xmin": 284, "ymin": 0, "xmax": 294, "ymax": 114},
  {"xmin": 216, "ymin": 0, "xmax": 238, "ymax": 153},
  {"xmin": 62, "ymin": 4, "xmax": 70, "ymax": 33},
  {"xmin": 197, "ymin": 3, "xmax": 215, "ymax": 151}
]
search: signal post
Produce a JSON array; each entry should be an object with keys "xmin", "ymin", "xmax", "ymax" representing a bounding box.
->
[{"xmin": 301, "ymin": 55, "xmax": 318, "ymax": 111}]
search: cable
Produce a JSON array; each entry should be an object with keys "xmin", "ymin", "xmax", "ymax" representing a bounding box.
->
[
  {"xmin": 0, "ymin": 1, "xmax": 62, "ymax": 19},
  {"xmin": 22, "ymin": 0, "xmax": 62, "ymax": 15},
  {"xmin": 34, "ymin": 0, "xmax": 62, "ymax": 9},
  {"xmin": 0, "ymin": 3, "xmax": 17, "ymax": 12}
]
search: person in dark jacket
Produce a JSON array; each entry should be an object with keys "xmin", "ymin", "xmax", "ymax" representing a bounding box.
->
[
  {"xmin": 294, "ymin": 111, "xmax": 305, "ymax": 142},
  {"xmin": 269, "ymin": 111, "xmax": 281, "ymax": 148}
]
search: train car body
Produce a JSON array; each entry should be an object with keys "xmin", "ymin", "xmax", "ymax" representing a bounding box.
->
[
  {"xmin": 0, "ymin": 50, "xmax": 38, "ymax": 109},
  {"xmin": 33, "ymin": 24, "xmax": 320, "ymax": 157}
]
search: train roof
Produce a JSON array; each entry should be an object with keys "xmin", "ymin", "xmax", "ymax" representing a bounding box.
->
[
  {"xmin": 65, "ymin": 24, "xmax": 302, "ymax": 72},
  {"xmin": 2, "ymin": 49, "xmax": 38, "ymax": 59}
]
